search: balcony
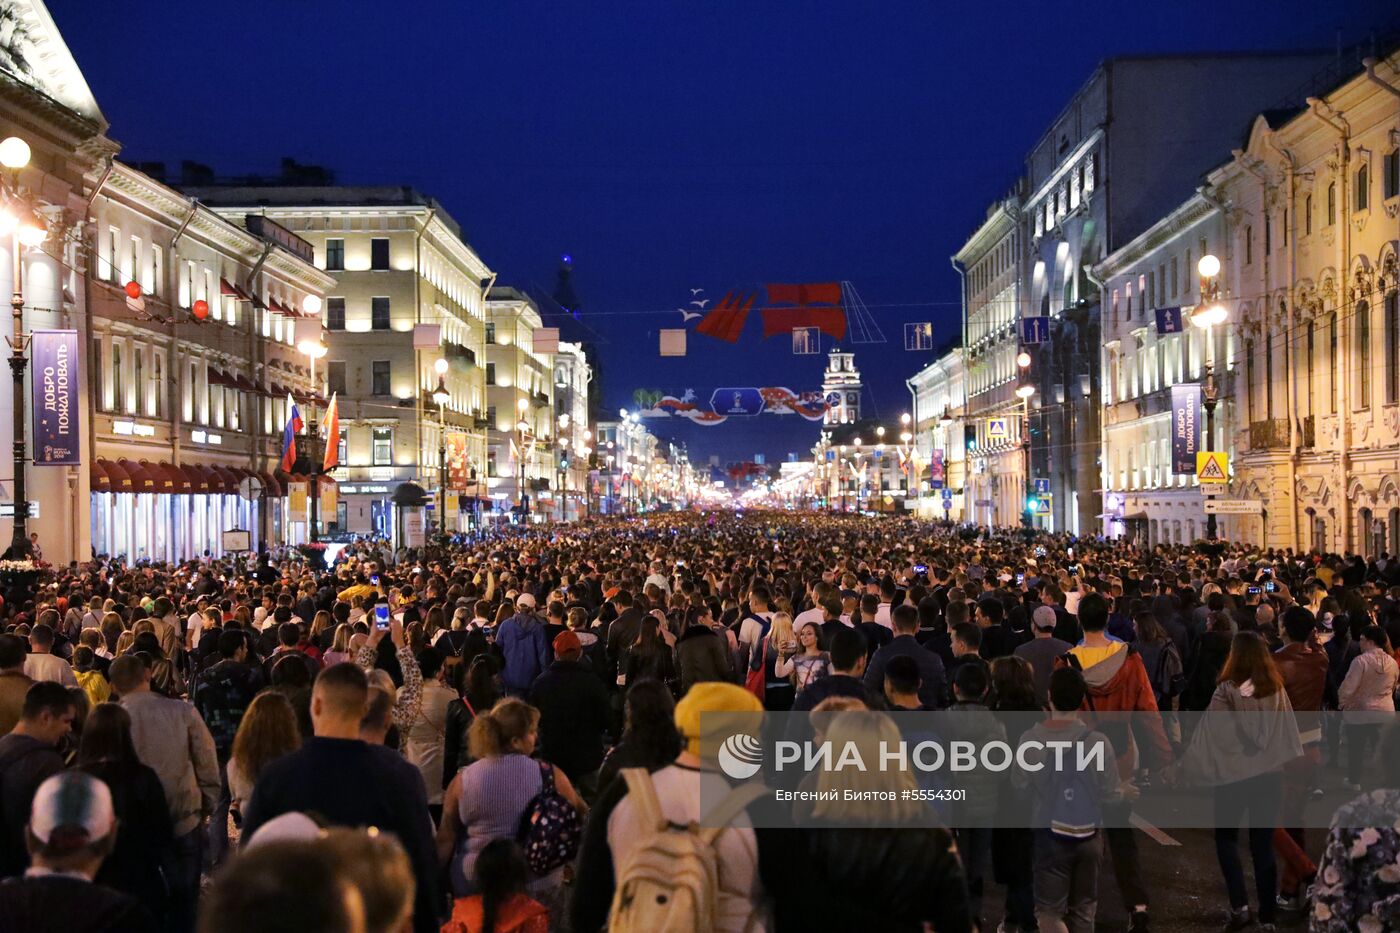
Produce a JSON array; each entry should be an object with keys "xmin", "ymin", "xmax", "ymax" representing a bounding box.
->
[
  {"xmin": 1248, "ymin": 418, "xmax": 1291, "ymax": 450},
  {"xmin": 1300, "ymin": 415, "xmax": 1315, "ymax": 448},
  {"xmin": 533, "ymin": 391, "xmax": 550, "ymax": 408},
  {"xmin": 444, "ymin": 342, "xmax": 476, "ymax": 367}
]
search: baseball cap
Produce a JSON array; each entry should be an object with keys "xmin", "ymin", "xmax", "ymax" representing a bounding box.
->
[
  {"xmin": 517, "ymin": 592, "xmax": 537, "ymax": 609},
  {"xmin": 29, "ymin": 772, "xmax": 114, "ymax": 849},
  {"xmin": 1032, "ymin": 605, "xmax": 1058, "ymax": 631},
  {"xmin": 553, "ymin": 631, "xmax": 582, "ymax": 656}
]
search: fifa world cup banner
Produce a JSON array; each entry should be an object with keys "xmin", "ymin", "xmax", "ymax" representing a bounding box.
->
[
  {"xmin": 446, "ymin": 432, "xmax": 471, "ymax": 489},
  {"xmin": 32, "ymin": 329, "xmax": 80, "ymax": 465},
  {"xmin": 1170, "ymin": 383, "xmax": 1202, "ymax": 474}
]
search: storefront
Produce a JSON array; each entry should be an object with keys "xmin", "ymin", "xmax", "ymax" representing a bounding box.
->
[{"xmin": 89, "ymin": 458, "xmax": 265, "ymax": 563}]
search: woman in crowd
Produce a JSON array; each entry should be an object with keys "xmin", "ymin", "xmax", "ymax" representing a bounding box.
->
[
  {"xmin": 1337, "ymin": 624, "xmax": 1399, "ymax": 789},
  {"xmin": 446, "ymin": 698, "xmax": 584, "ymax": 899},
  {"xmin": 774, "ymin": 620, "xmax": 830, "ymax": 702},
  {"xmin": 76, "ymin": 702, "xmax": 173, "ymax": 923},
  {"xmin": 595, "ymin": 678, "xmax": 683, "ymax": 793},
  {"xmin": 227, "ymin": 692, "xmax": 302, "ymax": 845}
]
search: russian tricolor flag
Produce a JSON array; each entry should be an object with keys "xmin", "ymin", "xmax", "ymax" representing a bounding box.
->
[{"xmin": 279, "ymin": 393, "xmax": 303, "ymax": 473}]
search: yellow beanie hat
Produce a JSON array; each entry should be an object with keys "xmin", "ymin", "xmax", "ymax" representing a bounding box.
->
[{"xmin": 674, "ymin": 682, "xmax": 763, "ymax": 753}]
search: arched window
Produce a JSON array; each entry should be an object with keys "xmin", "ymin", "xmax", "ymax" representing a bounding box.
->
[
  {"xmin": 112, "ymin": 343, "xmax": 123, "ymax": 413},
  {"xmin": 133, "ymin": 348, "xmax": 143, "ymax": 416},
  {"xmin": 1245, "ymin": 339, "xmax": 1256, "ymax": 425},
  {"xmin": 1305, "ymin": 194, "xmax": 1313, "ymax": 234},
  {"xmin": 1357, "ymin": 163, "xmax": 1370, "ymax": 212},
  {"xmin": 1327, "ymin": 182, "xmax": 1337, "ymax": 225}
]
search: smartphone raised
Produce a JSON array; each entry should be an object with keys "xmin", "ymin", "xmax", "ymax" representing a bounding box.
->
[{"xmin": 374, "ymin": 604, "xmax": 391, "ymax": 630}]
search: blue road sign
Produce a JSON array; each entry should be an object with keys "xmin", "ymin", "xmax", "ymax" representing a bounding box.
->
[
  {"xmin": 1020, "ymin": 316, "xmax": 1050, "ymax": 345},
  {"xmin": 1155, "ymin": 307, "xmax": 1184, "ymax": 335},
  {"xmin": 711, "ymin": 387, "xmax": 765, "ymax": 416},
  {"xmin": 1034, "ymin": 478, "xmax": 1050, "ymax": 495},
  {"xmin": 941, "ymin": 487, "xmax": 953, "ymax": 500}
]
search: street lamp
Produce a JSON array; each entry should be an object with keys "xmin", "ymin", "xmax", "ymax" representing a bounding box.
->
[
  {"xmin": 516, "ymin": 396, "xmax": 531, "ymax": 522},
  {"xmin": 1, "ymin": 136, "xmax": 44, "ymax": 559},
  {"xmin": 296, "ymin": 330, "xmax": 328, "ymax": 542},
  {"xmin": 432, "ymin": 358, "xmax": 450, "ymax": 537},
  {"xmin": 1193, "ymin": 254, "xmax": 1228, "ymax": 541}
]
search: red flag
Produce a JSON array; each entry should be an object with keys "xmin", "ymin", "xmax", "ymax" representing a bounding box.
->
[
  {"xmin": 761, "ymin": 305, "xmax": 846, "ymax": 340},
  {"xmin": 696, "ymin": 291, "xmax": 757, "ymax": 344},
  {"xmin": 766, "ymin": 282, "xmax": 842, "ymax": 306},
  {"xmin": 322, "ymin": 393, "xmax": 340, "ymax": 472}
]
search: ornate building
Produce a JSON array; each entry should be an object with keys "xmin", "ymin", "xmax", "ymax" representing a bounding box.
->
[{"xmin": 821, "ymin": 348, "xmax": 861, "ymax": 425}]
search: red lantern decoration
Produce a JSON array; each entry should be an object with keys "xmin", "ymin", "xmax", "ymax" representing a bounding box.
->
[
  {"xmin": 192, "ymin": 299, "xmax": 209, "ymax": 321},
  {"xmin": 123, "ymin": 280, "xmax": 142, "ymax": 300}
]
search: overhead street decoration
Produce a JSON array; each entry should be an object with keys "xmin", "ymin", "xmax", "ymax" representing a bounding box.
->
[{"xmin": 628, "ymin": 386, "xmax": 836, "ymax": 426}]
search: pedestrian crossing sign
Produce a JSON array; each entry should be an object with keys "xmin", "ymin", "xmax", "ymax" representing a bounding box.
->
[
  {"xmin": 986, "ymin": 418, "xmax": 1009, "ymax": 441},
  {"xmin": 1035, "ymin": 495, "xmax": 1052, "ymax": 515},
  {"xmin": 1196, "ymin": 451, "xmax": 1229, "ymax": 484}
]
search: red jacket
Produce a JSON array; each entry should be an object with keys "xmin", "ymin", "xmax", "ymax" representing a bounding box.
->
[{"xmin": 1068, "ymin": 642, "xmax": 1172, "ymax": 777}]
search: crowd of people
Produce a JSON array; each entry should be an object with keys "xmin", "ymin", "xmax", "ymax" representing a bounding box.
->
[{"xmin": 0, "ymin": 510, "xmax": 1398, "ymax": 932}]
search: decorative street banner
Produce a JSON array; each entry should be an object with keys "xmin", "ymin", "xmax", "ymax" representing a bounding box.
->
[
  {"xmin": 1170, "ymin": 382, "xmax": 1202, "ymax": 474},
  {"xmin": 631, "ymin": 387, "xmax": 834, "ymax": 425},
  {"xmin": 319, "ymin": 480, "xmax": 336, "ymax": 521},
  {"xmin": 31, "ymin": 329, "xmax": 80, "ymax": 466},
  {"xmin": 929, "ymin": 449, "xmax": 945, "ymax": 488},
  {"xmin": 288, "ymin": 481, "xmax": 308, "ymax": 523},
  {"xmin": 446, "ymin": 432, "xmax": 472, "ymax": 489}
]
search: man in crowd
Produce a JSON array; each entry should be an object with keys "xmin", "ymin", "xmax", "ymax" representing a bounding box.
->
[
  {"xmin": 0, "ymin": 634, "xmax": 34, "ymax": 735},
  {"xmin": 1015, "ymin": 604, "xmax": 1073, "ymax": 706},
  {"xmin": 863, "ymin": 603, "xmax": 945, "ymax": 709},
  {"xmin": 0, "ymin": 683, "xmax": 75, "ymax": 877},
  {"xmin": 22, "ymin": 625, "xmax": 75, "ymax": 688},
  {"xmin": 497, "ymin": 592, "xmax": 549, "ymax": 696}
]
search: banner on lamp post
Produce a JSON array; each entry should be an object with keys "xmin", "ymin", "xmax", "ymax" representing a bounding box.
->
[
  {"xmin": 1170, "ymin": 383, "xmax": 1202, "ymax": 474},
  {"xmin": 446, "ymin": 432, "xmax": 471, "ymax": 489},
  {"xmin": 31, "ymin": 329, "xmax": 80, "ymax": 466},
  {"xmin": 288, "ymin": 481, "xmax": 308, "ymax": 523}
]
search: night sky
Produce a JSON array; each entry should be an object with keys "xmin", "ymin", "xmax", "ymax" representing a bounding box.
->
[{"xmin": 51, "ymin": 0, "xmax": 1398, "ymax": 465}]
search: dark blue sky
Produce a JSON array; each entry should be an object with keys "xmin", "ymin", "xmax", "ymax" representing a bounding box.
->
[{"xmin": 51, "ymin": 0, "xmax": 1397, "ymax": 464}]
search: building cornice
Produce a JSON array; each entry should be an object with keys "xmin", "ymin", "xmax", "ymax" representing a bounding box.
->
[
  {"xmin": 1026, "ymin": 128, "xmax": 1105, "ymax": 209},
  {"xmin": 1094, "ymin": 193, "xmax": 1216, "ymax": 280},
  {"xmin": 953, "ymin": 199, "xmax": 1019, "ymax": 264}
]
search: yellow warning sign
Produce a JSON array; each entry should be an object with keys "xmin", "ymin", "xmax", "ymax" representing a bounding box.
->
[
  {"xmin": 986, "ymin": 418, "xmax": 1009, "ymax": 441},
  {"xmin": 1196, "ymin": 451, "xmax": 1229, "ymax": 484}
]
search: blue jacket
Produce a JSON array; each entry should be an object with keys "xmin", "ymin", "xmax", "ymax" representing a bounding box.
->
[{"xmin": 497, "ymin": 611, "xmax": 549, "ymax": 692}]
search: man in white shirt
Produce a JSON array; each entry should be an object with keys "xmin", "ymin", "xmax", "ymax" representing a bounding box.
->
[
  {"xmin": 873, "ymin": 578, "xmax": 897, "ymax": 631},
  {"xmin": 792, "ymin": 581, "xmax": 834, "ymax": 631},
  {"xmin": 737, "ymin": 587, "xmax": 776, "ymax": 670},
  {"xmin": 23, "ymin": 624, "xmax": 77, "ymax": 688},
  {"xmin": 643, "ymin": 561, "xmax": 673, "ymax": 598}
]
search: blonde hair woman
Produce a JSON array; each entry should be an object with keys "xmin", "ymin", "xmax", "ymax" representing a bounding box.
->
[
  {"xmin": 751, "ymin": 612, "xmax": 798, "ymax": 711},
  {"xmin": 446, "ymin": 699, "xmax": 583, "ymax": 899}
]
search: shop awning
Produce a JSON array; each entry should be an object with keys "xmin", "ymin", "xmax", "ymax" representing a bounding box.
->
[
  {"xmin": 207, "ymin": 369, "xmax": 233, "ymax": 388},
  {"xmin": 234, "ymin": 373, "xmax": 258, "ymax": 393},
  {"xmin": 89, "ymin": 459, "xmax": 110, "ymax": 492},
  {"xmin": 260, "ymin": 471, "xmax": 283, "ymax": 496},
  {"xmin": 100, "ymin": 459, "xmax": 132, "ymax": 491},
  {"xmin": 268, "ymin": 297, "xmax": 292, "ymax": 316},
  {"xmin": 157, "ymin": 462, "xmax": 192, "ymax": 493},
  {"xmin": 220, "ymin": 278, "xmax": 252, "ymax": 301},
  {"xmin": 179, "ymin": 463, "xmax": 210, "ymax": 493},
  {"xmin": 145, "ymin": 461, "xmax": 176, "ymax": 493},
  {"xmin": 211, "ymin": 466, "xmax": 241, "ymax": 494},
  {"xmin": 118, "ymin": 459, "xmax": 158, "ymax": 492}
]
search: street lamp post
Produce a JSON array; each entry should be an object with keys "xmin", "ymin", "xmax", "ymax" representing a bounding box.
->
[
  {"xmin": 516, "ymin": 396, "xmax": 531, "ymax": 523},
  {"xmin": 1015, "ymin": 348, "xmax": 1036, "ymax": 530},
  {"xmin": 432, "ymin": 358, "xmax": 450, "ymax": 538},
  {"xmin": 296, "ymin": 332, "xmax": 328, "ymax": 543},
  {"xmin": 1, "ymin": 136, "xmax": 42, "ymax": 559},
  {"xmin": 1192, "ymin": 253, "xmax": 1228, "ymax": 541}
]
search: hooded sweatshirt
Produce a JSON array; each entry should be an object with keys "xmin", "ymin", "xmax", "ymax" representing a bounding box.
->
[{"xmin": 1068, "ymin": 641, "xmax": 1171, "ymax": 778}]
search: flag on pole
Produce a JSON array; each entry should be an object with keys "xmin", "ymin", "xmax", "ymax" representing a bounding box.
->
[
  {"xmin": 279, "ymin": 393, "xmax": 303, "ymax": 473},
  {"xmin": 322, "ymin": 392, "xmax": 340, "ymax": 472}
]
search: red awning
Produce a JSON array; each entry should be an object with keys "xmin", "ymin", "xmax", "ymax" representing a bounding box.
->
[
  {"xmin": 234, "ymin": 373, "xmax": 258, "ymax": 392},
  {"xmin": 177, "ymin": 464, "xmax": 207, "ymax": 493},
  {"xmin": 207, "ymin": 369, "xmax": 232, "ymax": 388},
  {"xmin": 259, "ymin": 471, "xmax": 283, "ymax": 496},
  {"xmin": 89, "ymin": 459, "xmax": 110, "ymax": 492},
  {"xmin": 157, "ymin": 462, "xmax": 192, "ymax": 493},
  {"xmin": 100, "ymin": 459, "xmax": 132, "ymax": 492},
  {"xmin": 211, "ymin": 466, "xmax": 241, "ymax": 495},
  {"xmin": 145, "ymin": 461, "xmax": 176, "ymax": 493},
  {"xmin": 220, "ymin": 278, "xmax": 252, "ymax": 301},
  {"xmin": 118, "ymin": 459, "xmax": 157, "ymax": 492},
  {"xmin": 268, "ymin": 298, "xmax": 292, "ymax": 316}
]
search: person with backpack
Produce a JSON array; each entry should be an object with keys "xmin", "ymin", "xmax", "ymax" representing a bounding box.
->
[
  {"xmin": 570, "ymin": 682, "xmax": 767, "ymax": 933},
  {"xmin": 1134, "ymin": 609, "xmax": 1185, "ymax": 758},
  {"xmin": 1013, "ymin": 667, "xmax": 1135, "ymax": 933}
]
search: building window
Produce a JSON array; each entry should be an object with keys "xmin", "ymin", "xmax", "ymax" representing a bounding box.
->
[
  {"xmin": 487, "ymin": 451, "xmax": 498, "ymax": 478},
  {"xmin": 1357, "ymin": 164, "xmax": 1370, "ymax": 212},
  {"xmin": 327, "ymin": 360, "xmax": 347, "ymax": 397},
  {"xmin": 112, "ymin": 343, "xmax": 124, "ymax": 412},
  {"xmin": 133, "ymin": 348, "xmax": 144, "ymax": 416},
  {"xmin": 1264, "ymin": 216, "xmax": 1271, "ymax": 254},
  {"xmin": 1244, "ymin": 225, "xmax": 1253, "ymax": 265},
  {"xmin": 1169, "ymin": 257, "xmax": 1178, "ymax": 298},
  {"xmin": 485, "ymin": 322, "xmax": 495, "ymax": 344},
  {"xmin": 1358, "ymin": 299, "xmax": 1371, "ymax": 409},
  {"xmin": 1329, "ymin": 312, "xmax": 1339, "ymax": 414},
  {"xmin": 1386, "ymin": 150, "xmax": 1400, "ymax": 201},
  {"xmin": 370, "ymin": 238, "xmax": 390, "ymax": 271},
  {"xmin": 150, "ymin": 245, "xmax": 162, "ymax": 296},
  {"xmin": 327, "ymin": 297, "xmax": 345, "ymax": 330},
  {"xmin": 337, "ymin": 428, "xmax": 348, "ymax": 466},
  {"xmin": 1327, "ymin": 182, "xmax": 1337, "ymax": 225},
  {"xmin": 1282, "ymin": 209, "xmax": 1288, "ymax": 246},
  {"xmin": 1387, "ymin": 291, "xmax": 1399, "ymax": 406},
  {"xmin": 486, "ymin": 362, "xmax": 496, "ymax": 386},
  {"xmin": 1305, "ymin": 195, "xmax": 1313, "ymax": 235},
  {"xmin": 372, "ymin": 427, "xmax": 392, "ymax": 465},
  {"xmin": 1245, "ymin": 340, "xmax": 1255, "ymax": 424},
  {"xmin": 371, "ymin": 296, "xmax": 390, "ymax": 330},
  {"xmin": 107, "ymin": 227, "xmax": 119, "ymax": 283},
  {"xmin": 325, "ymin": 239, "xmax": 345, "ymax": 271},
  {"xmin": 371, "ymin": 360, "xmax": 390, "ymax": 396},
  {"xmin": 93, "ymin": 345, "xmax": 103, "ymax": 412},
  {"xmin": 1265, "ymin": 331, "xmax": 1274, "ymax": 419}
]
